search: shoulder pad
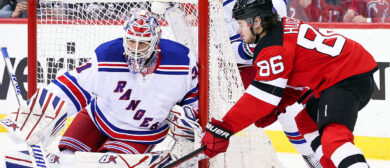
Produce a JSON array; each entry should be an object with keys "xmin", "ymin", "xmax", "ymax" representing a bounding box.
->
[
  {"xmin": 95, "ymin": 38, "xmax": 127, "ymax": 63},
  {"xmin": 159, "ymin": 39, "xmax": 190, "ymax": 66}
]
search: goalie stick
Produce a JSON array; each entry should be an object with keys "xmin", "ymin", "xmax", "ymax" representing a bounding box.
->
[
  {"xmin": 1, "ymin": 46, "xmax": 49, "ymax": 168},
  {"xmin": 163, "ymin": 145, "xmax": 206, "ymax": 168}
]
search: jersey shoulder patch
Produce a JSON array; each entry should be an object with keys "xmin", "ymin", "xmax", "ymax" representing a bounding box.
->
[
  {"xmin": 253, "ymin": 21, "xmax": 284, "ymax": 61},
  {"xmin": 95, "ymin": 38, "xmax": 127, "ymax": 63}
]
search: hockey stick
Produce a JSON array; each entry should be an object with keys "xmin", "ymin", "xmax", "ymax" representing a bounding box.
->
[
  {"xmin": 163, "ymin": 145, "xmax": 207, "ymax": 168},
  {"xmin": 1, "ymin": 46, "xmax": 49, "ymax": 168}
]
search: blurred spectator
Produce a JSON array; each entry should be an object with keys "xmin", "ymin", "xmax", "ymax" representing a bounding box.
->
[
  {"xmin": 37, "ymin": 2, "xmax": 144, "ymax": 20},
  {"xmin": 0, "ymin": 0, "xmax": 27, "ymax": 18},
  {"xmin": 289, "ymin": 0, "xmax": 351, "ymax": 22},
  {"xmin": 343, "ymin": 0, "xmax": 390, "ymax": 22}
]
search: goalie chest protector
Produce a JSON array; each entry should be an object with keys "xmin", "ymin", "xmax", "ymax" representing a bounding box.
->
[{"xmin": 51, "ymin": 38, "xmax": 198, "ymax": 144}]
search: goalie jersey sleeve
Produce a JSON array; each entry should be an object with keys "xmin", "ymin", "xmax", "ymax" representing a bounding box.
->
[
  {"xmin": 46, "ymin": 57, "xmax": 97, "ymax": 116},
  {"xmin": 177, "ymin": 51, "xmax": 199, "ymax": 117}
]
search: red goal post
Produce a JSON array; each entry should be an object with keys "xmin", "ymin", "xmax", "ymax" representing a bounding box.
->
[{"xmin": 27, "ymin": 0, "xmax": 282, "ymax": 167}]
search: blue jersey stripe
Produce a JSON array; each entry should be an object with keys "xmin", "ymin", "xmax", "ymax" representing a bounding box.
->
[
  {"xmin": 182, "ymin": 86, "xmax": 198, "ymax": 100},
  {"xmin": 181, "ymin": 95, "xmax": 199, "ymax": 105},
  {"xmin": 154, "ymin": 71, "xmax": 188, "ymax": 75},
  {"xmin": 98, "ymin": 68, "xmax": 130, "ymax": 72},
  {"xmin": 52, "ymin": 79, "xmax": 81, "ymax": 111},
  {"xmin": 230, "ymin": 34, "xmax": 241, "ymax": 41},
  {"xmin": 238, "ymin": 42, "xmax": 252, "ymax": 60},
  {"xmin": 76, "ymin": 63, "xmax": 92, "ymax": 73},
  {"xmin": 188, "ymin": 85, "xmax": 199, "ymax": 93},
  {"xmin": 90, "ymin": 102, "xmax": 114, "ymax": 140},
  {"xmin": 179, "ymin": 86, "xmax": 199, "ymax": 105},
  {"xmin": 64, "ymin": 72, "xmax": 92, "ymax": 104}
]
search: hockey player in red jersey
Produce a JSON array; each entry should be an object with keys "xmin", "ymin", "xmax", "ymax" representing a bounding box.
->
[
  {"xmin": 224, "ymin": 0, "xmax": 322, "ymax": 167},
  {"xmin": 201, "ymin": 0, "xmax": 377, "ymax": 167}
]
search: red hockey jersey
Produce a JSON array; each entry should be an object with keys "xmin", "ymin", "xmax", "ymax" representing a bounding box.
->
[{"xmin": 223, "ymin": 17, "xmax": 377, "ymax": 133}]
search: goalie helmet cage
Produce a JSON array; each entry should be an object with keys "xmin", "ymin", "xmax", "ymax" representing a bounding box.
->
[{"xmin": 27, "ymin": 0, "xmax": 283, "ymax": 167}]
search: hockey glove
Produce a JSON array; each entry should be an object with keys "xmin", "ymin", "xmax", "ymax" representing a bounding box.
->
[
  {"xmin": 167, "ymin": 105, "xmax": 203, "ymax": 160},
  {"xmin": 0, "ymin": 88, "xmax": 68, "ymax": 147},
  {"xmin": 254, "ymin": 110, "xmax": 280, "ymax": 128},
  {"xmin": 167, "ymin": 105, "xmax": 200, "ymax": 142},
  {"xmin": 201, "ymin": 118, "xmax": 233, "ymax": 158}
]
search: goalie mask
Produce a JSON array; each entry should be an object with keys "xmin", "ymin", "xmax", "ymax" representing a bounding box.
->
[{"xmin": 123, "ymin": 10, "xmax": 162, "ymax": 72}]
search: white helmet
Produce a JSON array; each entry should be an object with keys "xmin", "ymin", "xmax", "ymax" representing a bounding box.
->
[{"xmin": 123, "ymin": 10, "xmax": 162, "ymax": 72}]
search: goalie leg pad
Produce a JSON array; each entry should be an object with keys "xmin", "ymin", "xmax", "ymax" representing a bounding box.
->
[
  {"xmin": 73, "ymin": 150, "xmax": 172, "ymax": 167},
  {"xmin": 46, "ymin": 150, "xmax": 173, "ymax": 168},
  {"xmin": 1, "ymin": 151, "xmax": 34, "ymax": 168}
]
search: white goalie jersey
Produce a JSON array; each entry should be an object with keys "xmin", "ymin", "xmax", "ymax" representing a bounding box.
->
[{"xmin": 45, "ymin": 38, "xmax": 199, "ymax": 144}]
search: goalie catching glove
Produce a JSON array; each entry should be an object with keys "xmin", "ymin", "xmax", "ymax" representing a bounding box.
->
[
  {"xmin": 167, "ymin": 105, "xmax": 203, "ymax": 163},
  {"xmin": 167, "ymin": 105, "xmax": 201, "ymax": 142},
  {"xmin": 201, "ymin": 118, "xmax": 233, "ymax": 158},
  {"xmin": 0, "ymin": 88, "xmax": 68, "ymax": 147}
]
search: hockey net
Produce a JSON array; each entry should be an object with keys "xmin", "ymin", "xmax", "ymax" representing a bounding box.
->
[{"xmin": 34, "ymin": 0, "xmax": 282, "ymax": 167}]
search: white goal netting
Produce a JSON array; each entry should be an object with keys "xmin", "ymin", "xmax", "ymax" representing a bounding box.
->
[{"xmin": 36, "ymin": 0, "xmax": 283, "ymax": 167}]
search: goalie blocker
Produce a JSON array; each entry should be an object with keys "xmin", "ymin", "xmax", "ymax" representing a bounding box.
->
[{"xmin": 0, "ymin": 88, "xmax": 68, "ymax": 148}]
